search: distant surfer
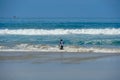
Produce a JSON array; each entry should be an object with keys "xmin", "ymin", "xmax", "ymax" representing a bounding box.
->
[{"xmin": 59, "ymin": 39, "xmax": 64, "ymax": 50}]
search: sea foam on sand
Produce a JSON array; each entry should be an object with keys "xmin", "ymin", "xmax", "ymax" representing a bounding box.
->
[{"xmin": 0, "ymin": 45, "xmax": 120, "ymax": 53}]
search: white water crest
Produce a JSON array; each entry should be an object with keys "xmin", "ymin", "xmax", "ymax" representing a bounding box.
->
[
  {"xmin": 0, "ymin": 28, "xmax": 120, "ymax": 35},
  {"xmin": 0, "ymin": 44, "xmax": 120, "ymax": 53}
]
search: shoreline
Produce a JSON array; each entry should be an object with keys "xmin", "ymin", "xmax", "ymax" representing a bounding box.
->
[
  {"xmin": 0, "ymin": 49, "xmax": 120, "ymax": 80},
  {"xmin": 0, "ymin": 46, "xmax": 120, "ymax": 53},
  {"xmin": 0, "ymin": 49, "xmax": 120, "ymax": 54}
]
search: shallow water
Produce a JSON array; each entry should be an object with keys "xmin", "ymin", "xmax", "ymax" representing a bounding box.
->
[
  {"xmin": 0, "ymin": 18, "xmax": 120, "ymax": 50},
  {"xmin": 0, "ymin": 52, "xmax": 120, "ymax": 80}
]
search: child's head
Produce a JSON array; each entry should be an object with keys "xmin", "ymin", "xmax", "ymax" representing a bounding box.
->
[{"xmin": 60, "ymin": 39, "xmax": 63, "ymax": 41}]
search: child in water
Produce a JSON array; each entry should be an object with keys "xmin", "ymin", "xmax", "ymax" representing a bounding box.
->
[{"xmin": 59, "ymin": 39, "xmax": 64, "ymax": 50}]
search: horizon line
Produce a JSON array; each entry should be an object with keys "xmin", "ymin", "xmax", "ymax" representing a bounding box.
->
[{"xmin": 0, "ymin": 17, "xmax": 120, "ymax": 19}]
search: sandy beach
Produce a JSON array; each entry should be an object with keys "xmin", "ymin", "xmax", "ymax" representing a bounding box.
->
[{"xmin": 0, "ymin": 51, "xmax": 120, "ymax": 80}]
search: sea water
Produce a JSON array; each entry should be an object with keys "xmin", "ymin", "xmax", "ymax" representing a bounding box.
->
[{"xmin": 0, "ymin": 18, "xmax": 120, "ymax": 52}]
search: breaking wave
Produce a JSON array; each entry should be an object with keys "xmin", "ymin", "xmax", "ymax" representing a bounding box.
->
[
  {"xmin": 0, "ymin": 44, "xmax": 120, "ymax": 53},
  {"xmin": 0, "ymin": 28, "xmax": 120, "ymax": 35}
]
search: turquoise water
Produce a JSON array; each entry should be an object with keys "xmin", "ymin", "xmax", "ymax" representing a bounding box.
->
[{"xmin": 0, "ymin": 18, "xmax": 120, "ymax": 50}]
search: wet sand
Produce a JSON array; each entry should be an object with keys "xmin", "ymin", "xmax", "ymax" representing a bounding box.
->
[{"xmin": 0, "ymin": 51, "xmax": 120, "ymax": 80}]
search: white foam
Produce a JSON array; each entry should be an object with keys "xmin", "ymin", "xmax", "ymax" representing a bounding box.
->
[
  {"xmin": 0, "ymin": 28, "xmax": 120, "ymax": 35},
  {"xmin": 0, "ymin": 44, "xmax": 120, "ymax": 53}
]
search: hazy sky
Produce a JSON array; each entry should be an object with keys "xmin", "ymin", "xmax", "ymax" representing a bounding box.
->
[{"xmin": 0, "ymin": 0, "xmax": 120, "ymax": 18}]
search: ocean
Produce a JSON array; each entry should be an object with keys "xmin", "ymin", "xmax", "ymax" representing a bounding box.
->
[{"xmin": 0, "ymin": 18, "xmax": 120, "ymax": 52}]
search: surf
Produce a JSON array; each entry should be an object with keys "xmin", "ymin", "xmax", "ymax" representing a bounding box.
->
[
  {"xmin": 0, "ymin": 28, "xmax": 120, "ymax": 35},
  {"xmin": 0, "ymin": 44, "xmax": 120, "ymax": 53}
]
